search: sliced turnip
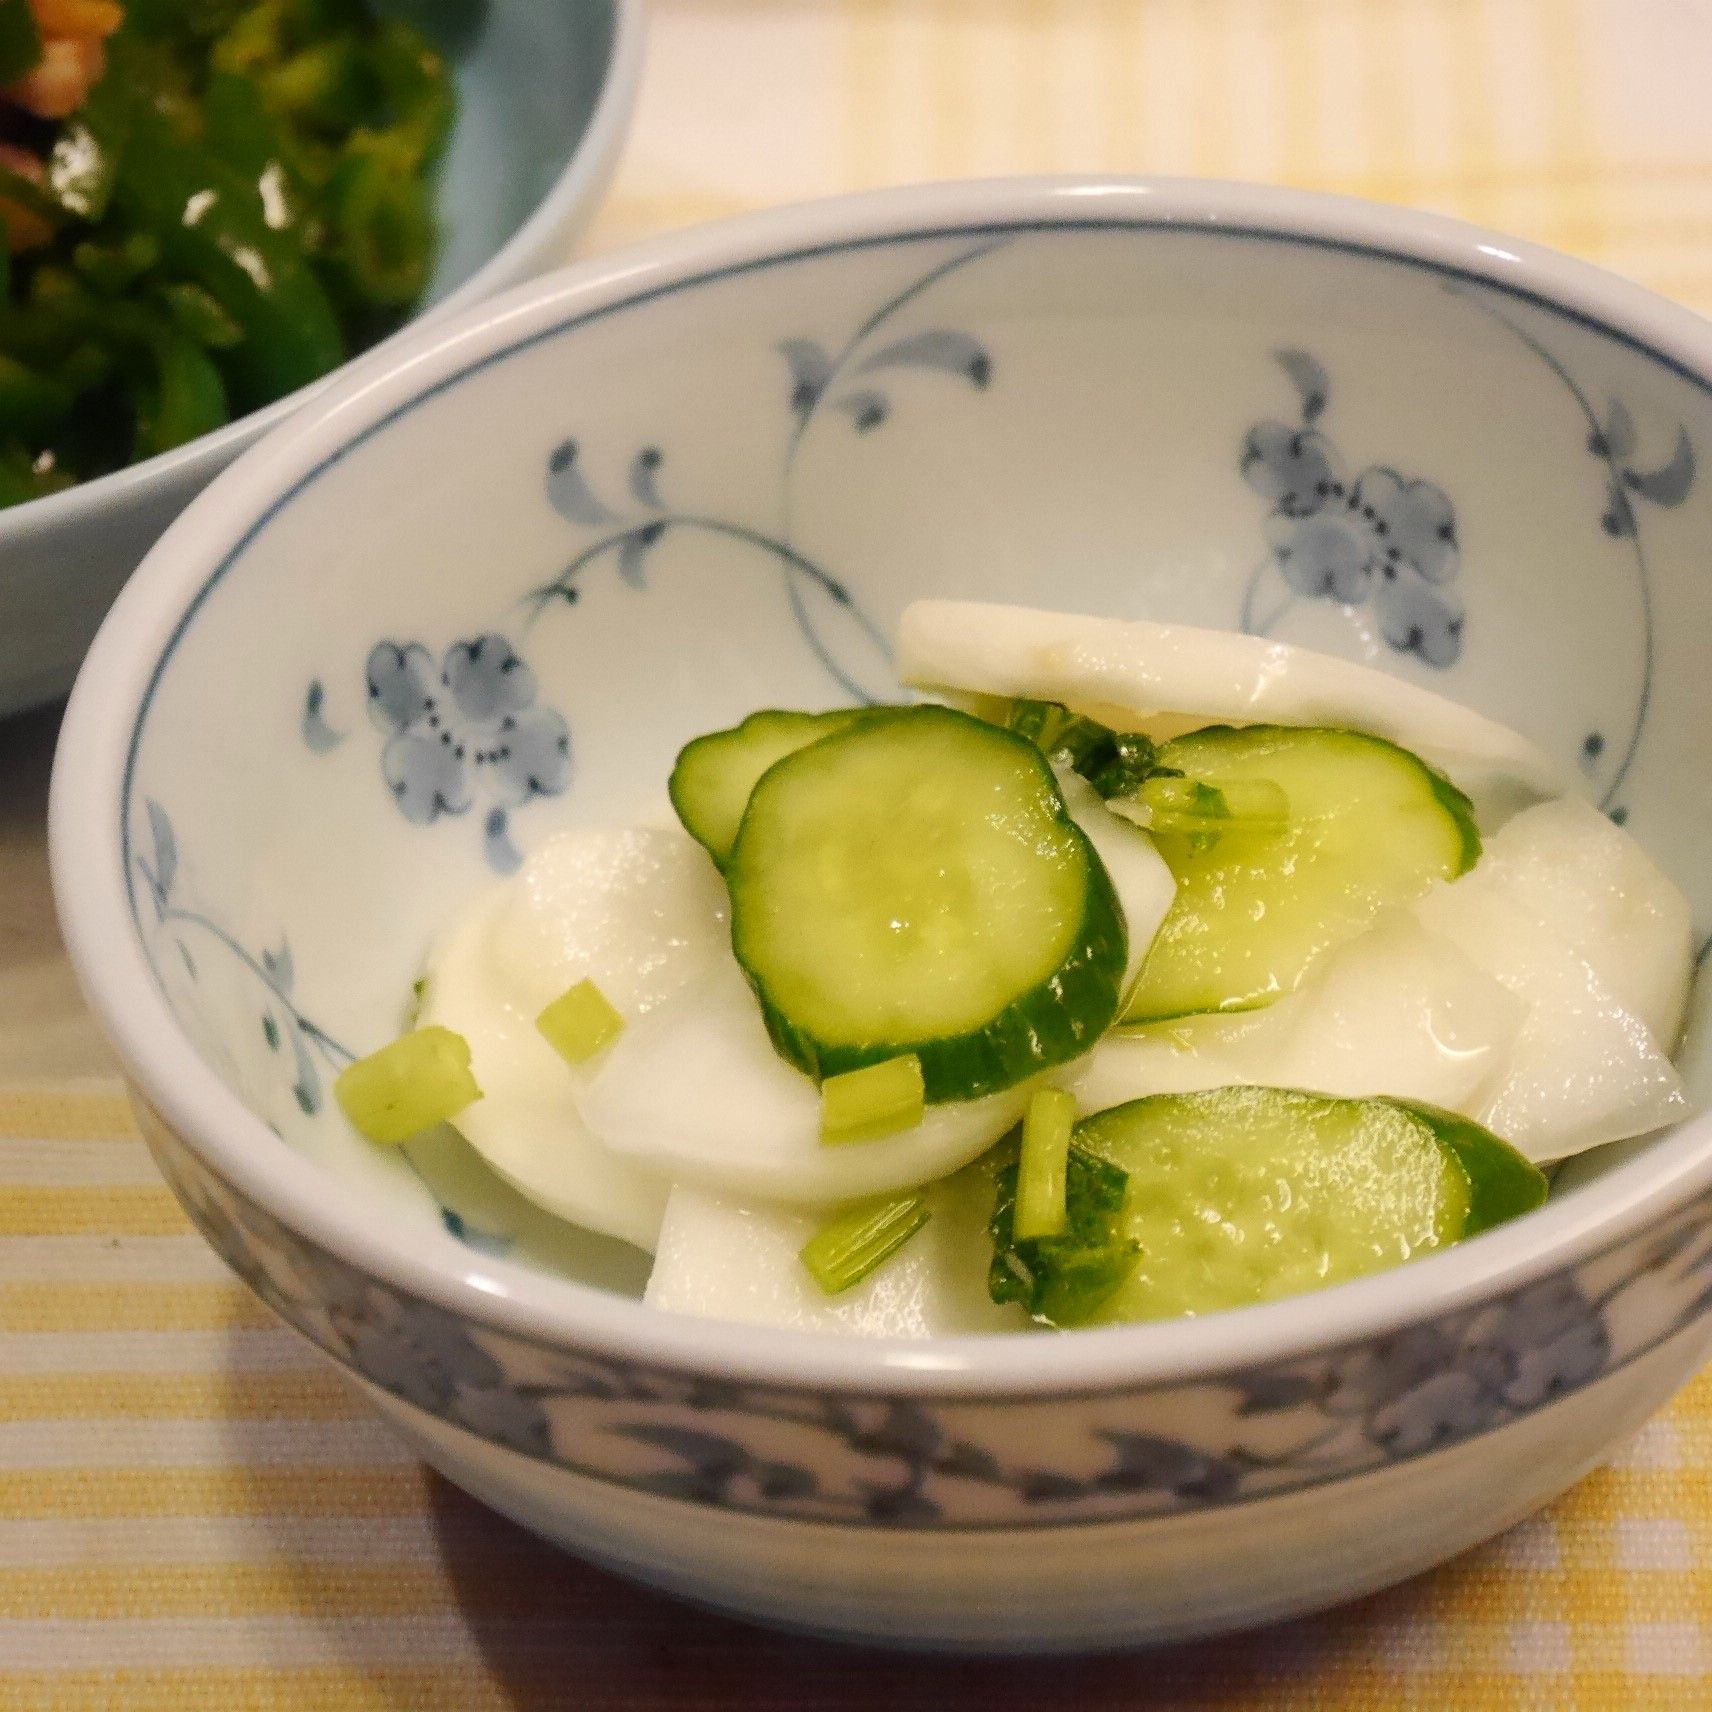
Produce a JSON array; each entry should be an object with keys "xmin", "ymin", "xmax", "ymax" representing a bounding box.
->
[
  {"xmin": 1071, "ymin": 910, "xmax": 1524, "ymax": 1117},
  {"xmin": 1468, "ymin": 796, "xmax": 1693, "ymax": 1047},
  {"xmin": 899, "ymin": 600, "xmax": 1565, "ymax": 809},
  {"xmin": 1415, "ymin": 874, "xmax": 1688, "ymax": 1160},
  {"xmin": 645, "ymin": 1179, "xmax": 1023, "ymax": 1336},
  {"xmin": 419, "ymin": 826, "xmax": 726, "ymax": 1250}
]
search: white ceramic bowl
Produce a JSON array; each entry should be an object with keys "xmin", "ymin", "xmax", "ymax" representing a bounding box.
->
[
  {"xmin": 49, "ymin": 179, "xmax": 1712, "ymax": 1652},
  {"xmin": 0, "ymin": 0, "xmax": 642, "ymax": 719}
]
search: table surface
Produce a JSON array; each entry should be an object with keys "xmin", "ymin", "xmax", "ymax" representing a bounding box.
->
[{"xmin": 6, "ymin": 0, "xmax": 1712, "ymax": 1705}]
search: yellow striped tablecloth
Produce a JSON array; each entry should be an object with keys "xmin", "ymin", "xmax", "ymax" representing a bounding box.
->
[{"xmin": 9, "ymin": 1, "xmax": 1712, "ymax": 1704}]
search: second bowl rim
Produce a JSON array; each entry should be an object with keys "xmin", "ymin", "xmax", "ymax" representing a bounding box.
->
[{"xmin": 49, "ymin": 173, "xmax": 1712, "ymax": 1398}]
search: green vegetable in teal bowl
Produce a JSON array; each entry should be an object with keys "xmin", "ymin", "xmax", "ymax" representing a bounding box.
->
[{"xmin": 0, "ymin": 0, "xmax": 454, "ymax": 505}]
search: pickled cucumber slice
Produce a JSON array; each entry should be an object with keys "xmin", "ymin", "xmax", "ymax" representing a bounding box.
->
[
  {"xmin": 1050, "ymin": 1087, "xmax": 1542, "ymax": 1325},
  {"xmin": 670, "ymin": 708, "xmax": 866, "ymax": 866},
  {"xmin": 1125, "ymin": 725, "xmax": 1479, "ymax": 1022},
  {"xmin": 727, "ymin": 705, "xmax": 1128, "ymax": 1102}
]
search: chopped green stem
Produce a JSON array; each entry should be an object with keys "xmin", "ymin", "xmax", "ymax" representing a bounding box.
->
[
  {"xmin": 523, "ymin": 515, "xmax": 889, "ymax": 704},
  {"xmin": 999, "ymin": 698, "xmax": 1160, "ymax": 798},
  {"xmin": 536, "ymin": 978, "xmax": 626, "ymax": 1066},
  {"xmin": 334, "ymin": 1025, "xmax": 481, "ymax": 1145},
  {"xmin": 988, "ymin": 1142, "xmax": 1138, "ymax": 1326},
  {"xmin": 1108, "ymin": 774, "xmax": 1291, "ymax": 841},
  {"xmin": 800, "ymin": 1194, "xmax": 931, "ymax": 1294},
  {"xmin": 819, "ymin": 1054, "xmax": 926, "ymax": 1145},
  {"xmin": 1015, "ymin": 1087, "xmax": 1076, "ymax": 1240}
]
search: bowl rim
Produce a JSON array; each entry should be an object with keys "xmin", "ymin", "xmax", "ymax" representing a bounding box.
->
[
  {"xmin": 0, "ymin": 0, "xmax": 645, "ymax": 549},
  {"xmin": 50, "ymin": 174, "xmax": 1712, "ymax": 1398}
]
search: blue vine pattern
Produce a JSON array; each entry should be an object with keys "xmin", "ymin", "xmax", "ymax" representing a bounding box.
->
[
  {"xmin": 523, "ymin": 239, "xmax": 1001, "ymax": 704},
  {"xmin": 521, "ymin": 445, "xmax": 891, "ymax": 704},
  {"xmin": 1239, "ymin": 350, "xmax": 1466, "ymax": 667},
  {"xmin": 136, "ymin": 799, "xmax": 349, "ymax": 1119},
  {"xmin": 300, "ymin": 680, "xmax": 343, "ymax": 754},
  {"xmin": 133, "ymin": 799, "xmax": 523, "ymax": 1253},
  {"xmin": 1452, "ymin": 286, "xmax": 1697, "ymax": 819}
]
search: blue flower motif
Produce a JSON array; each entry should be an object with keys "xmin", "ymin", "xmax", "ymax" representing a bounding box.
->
[
  {"xmin": 1241, "ymin": 354, "xmax": 1466, "ymax": 668},
  {"xmin": 1321, "ymin": 1323, "xmax": 1508, "ymax": 1456},
  {"xmin": 365, "ymin": 635, "xmax": 570, "ymax": 829},
  {"xmin": 1467, "ymin": 1277, "xmax": 1610, "ymax": 1409}
]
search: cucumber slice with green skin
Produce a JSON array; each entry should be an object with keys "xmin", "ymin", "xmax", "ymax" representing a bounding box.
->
[
  {"xmin": 670, "ymin": 709, "xmax": 867, "ymax": 866},
  {"xmin": 1408, "ymin": 1100, "xmax": 1552, "ymax": 1236},
  {"xmin": 1062, "ymin": 1087, "xmax": 1542, "ymax": 1325},
  {"xmin": 1124, "ymin": 725, "xmax": 1480, "ymax": 1023},
  {"xmin": 727, "ymin": 705, "xmax": 1128, "ymax": 1103}
]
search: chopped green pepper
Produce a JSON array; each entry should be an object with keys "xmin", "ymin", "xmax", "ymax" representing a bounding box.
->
[
  {"xmin": 0, "ymin": 0, "xmax": 455, "ymax": 505},
  {"xmin": 112, "ymin": 105, "xmax": 346, "ymax": 408}
]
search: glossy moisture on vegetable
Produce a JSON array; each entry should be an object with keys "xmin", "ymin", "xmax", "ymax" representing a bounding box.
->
[{"xmin": 0, "ymin": 0, "xmax": 455, "ymax": 507}]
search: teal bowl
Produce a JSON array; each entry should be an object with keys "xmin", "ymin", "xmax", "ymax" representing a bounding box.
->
[{"xmin": 0, "ymin": 0, "xmax": 642, "ymax": 719}]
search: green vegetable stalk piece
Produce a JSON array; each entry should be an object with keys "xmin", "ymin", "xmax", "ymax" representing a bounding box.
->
[
  {"xmin": 800, "ymin": 1194, "xmax": 931, "ymax": 1295},
  {"xmin": 159, "ymin": 280, "xmax": 246, "ymax": 350},
  {"xmin": 369, "ymin": 16, "xmax": 455, "ymax": 167},
  {"xmin": 263, "ymin": 36, "xmax": 369, "ymax": 128},
  {"xmin": 1014, "ymin": 1087, "xmax": 1075, "ymax": 1240},
  {"xmin": 1086, "ymin": 733, "xmax": 1163, "ymax": 800},
  {"xmin": 335, "ymin": 1025, "xmax": 481, "ymax": 1144},
  {"xmin": 72, "ymin": 232, "xmax": 161, "ymax": 295},
  {"xmin": 819, "ymin": 1054, "xmax": 926, "ymax": 1145},
  {"xmin": 1005, "ymin": 698, "xmax": 1118, "ymax": 774},
  {"xmin": 132, "ymin": 329, "xmax": 230, "ymax": 459},
  {"xmin": 989, "ymin": 1142, "xmax": 1139, "ymax": 1325},
  {"xmin": 203, "ymin": 68, "xmax": 324, "ymax": 196},
  {"xmin": 536, "ymin": 978, "xmax": 626, "ymax": 1067},
  {"xmin": 1107, "ymin": 774, "xmax": 1291, "ymax": 845},
  {"xmin": 0, "ymin": 0, "xmax": 42, "ymax": 85},
  {"xmin": 1003, "ymin": 697, "xmax": 1162, "ymax": 798}
]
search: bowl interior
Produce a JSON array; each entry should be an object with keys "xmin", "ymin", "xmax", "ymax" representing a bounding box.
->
[{"xmin": 110, "ymin": 209, "xmax": 1712, "ymax": 1294}]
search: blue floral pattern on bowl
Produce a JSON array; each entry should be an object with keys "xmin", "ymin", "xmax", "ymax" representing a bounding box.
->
[
  {"xmin": 1240, "ymin": 350, "xmax": 1465, "ymax": 667},
  {"xmin": 365, "ymin": 634, "xmax": 570, "ymax": 873}
]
